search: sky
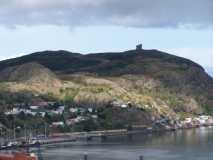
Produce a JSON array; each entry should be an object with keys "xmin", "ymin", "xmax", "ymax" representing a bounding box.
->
[{"xmin": 0, "ymin": 0, "xmax": 212, "ymax": 76}]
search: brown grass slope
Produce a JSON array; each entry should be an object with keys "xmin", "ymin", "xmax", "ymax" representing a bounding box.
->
[{"xmin": 0, "ymin": 62, "xmax": 62, "ymax": 94}]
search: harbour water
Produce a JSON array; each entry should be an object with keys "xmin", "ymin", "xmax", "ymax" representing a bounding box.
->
[{"xmin": 39, "ymin": 127, "xmax": 213, "ymax": 160}]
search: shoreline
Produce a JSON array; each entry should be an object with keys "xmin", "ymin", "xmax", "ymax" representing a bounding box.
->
[{"xmin": 1, "ymin": 122, "xmax": 213, "ymax": 150}]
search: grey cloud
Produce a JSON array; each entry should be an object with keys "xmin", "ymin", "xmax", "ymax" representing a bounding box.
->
[{"xmin": 0, "ymin": 0, "xmax": 213, "ymax": 28}]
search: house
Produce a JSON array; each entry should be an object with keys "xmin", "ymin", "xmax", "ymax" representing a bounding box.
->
[
  {"xmin": 155, "ymin": 118, "xmax": 168, "ymax": 125},
  {"xmin": 66, "ymin": 119, "xmax": 76, "ymax": 126},
  {"xmin": 25, "ymin": 110, "xmax": 37, "ymax": 116},
  {"xmin": 5, "ymin": 108, "xmax": 20, "ymax": 115},
  {"xmin": 52, "ymin": 121, "xmax": 64, "ymax": 127},
  {"xmin": 57, "ymin": 106, "xmax": 65, "ymax": 114},
  {"xmin": 196, "ymin": 115, "xmax": 211, "ymax": 125},
  {"xmin": 30, "ymin": 106, "xmax": 40, "ymax": 110},
  {"xmin": 199, "ymin": 115, "xmax": 210, "ymax": 121},
  {"xmin": 50, "ymin": 106, "xmax": 65, "ymax": 115},
  {"xmin": 207, "ymin": 117, "xmax": 213, "ymax": 125},
  {"xmin": 66, "ymin": 116, "xmax": 88, "ymax": 126},
  {"xmin": 51, "ymin": 110, "xmax": 62, "ymax": 115},
  {"xmin": 88, "ymin": 108, "xmax": 93, "ymax": 113},
  {"xmin": 47, "ymin": 101, "xmax": 57, "ymax": 106},
  {"xmin": 38, "ymin": 101, "xmax": 49, "ymax": 107},
  {"xmin": 184, "ymin": 118, "xmax": 192, "ymax": 124},
  {"xmin": 109, "ymin": 100, "xmax": 124, "ymax": 108},
  {"xmin": 37, "ymin": 112, "xmax": 46, "ymax": 117},
  {"xmin": 121, "ymin": 104, "xmax": 128, "ymax": 109},
  {"xmin": 75, "ymin": 116, "xmax": 86, "ymax": 123},
  {"xmin": 69, "ymin": 108, "xmax": 78, "ymax": 113},
  {"xmin": 91, "ymin": 115, "xmax": 98, "ymax": 119}
]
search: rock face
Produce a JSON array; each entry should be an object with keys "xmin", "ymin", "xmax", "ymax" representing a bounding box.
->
[{"xmin": 0, "ymin": 49, "xmax": 213, "ymax": 116}]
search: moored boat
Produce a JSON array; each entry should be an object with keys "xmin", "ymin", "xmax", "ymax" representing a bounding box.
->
[{"xmin": 0, "ymin": 152, "xmax": 37, "ymax": 160}]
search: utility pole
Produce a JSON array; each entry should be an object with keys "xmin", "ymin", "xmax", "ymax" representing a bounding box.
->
[
  {"xmin": 24, "ymin": 124, "xmax": 27, "ymax": 141},
  {"xmin": 44, "ymin": 123, "xmax": 47, "ymax": 139},
  {"xmin": 0, "ymin": 128, "xmax": 2, "ymax": 146},
  {"xmin": 29, "ymin": 128, "xmax": 32, "ymax": 140},
  {"xmin": 13, "ymin": 126, "xmax": 16, "ymax": 140},
  {"xmin": 139, "ymin": 155, "xmax": 144, "ymax": 160},
  {"xmin": 13, "ymin": 116, "xmax": 16, "ymax": 140},
  {"xmin": 84, "ymin": 153, "xmax": 88, "ymax": 160}
]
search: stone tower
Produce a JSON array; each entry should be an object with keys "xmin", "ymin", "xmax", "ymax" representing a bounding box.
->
[{"xmin": 136, "ymin": 44, "xmax": 142, "ymax": 50}]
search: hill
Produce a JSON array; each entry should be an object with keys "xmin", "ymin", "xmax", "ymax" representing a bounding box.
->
[
  {"xmin": 0, "ymin": 49, "xmax": 213, "ymax": 119},
  {"xmin": 0, "ymin": 62, "xmax": 62, "ymax": 95}
]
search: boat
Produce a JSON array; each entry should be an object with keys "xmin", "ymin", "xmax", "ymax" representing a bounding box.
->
[{"xmin": 0, "ymin": 152, "xmax": 37, "ymax": 160}]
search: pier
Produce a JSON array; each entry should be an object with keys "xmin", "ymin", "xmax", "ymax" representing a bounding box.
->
[{"xmin": 0, "ymin": 128, "xmax": 148, "ymax": 150}]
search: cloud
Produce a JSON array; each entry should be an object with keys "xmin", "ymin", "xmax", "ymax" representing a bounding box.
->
[{"xmin": 0, "ymin": 0, "xmax": 213, "ymax": 28}]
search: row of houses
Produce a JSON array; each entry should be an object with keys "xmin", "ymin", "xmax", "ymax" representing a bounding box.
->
[
  {"xmin": 4, "ymin": 105, "xmax": 66, "ymax": 117},
  {"xmin": 51, "ymin": 114, "xmax": 99, "ymax": 127},
  {"xmin": 4, "ymin": 105, "xmax": 100, "ymax": 128},
  {"xmin": 154, "ymin": 115, "xmax": 213, "ymax": 131},
  {"xmin": 181, "ymin": 115, "xmax": 213, "ymax": 127},
  {"xmin": 5, "ymin": 107, "xmax": 46, "ymax": 117}
]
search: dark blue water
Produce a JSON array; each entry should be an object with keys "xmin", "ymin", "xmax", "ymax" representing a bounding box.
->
[{"xmin": 39, "ymin": 127, "xmax": 213, "ymax": 160}]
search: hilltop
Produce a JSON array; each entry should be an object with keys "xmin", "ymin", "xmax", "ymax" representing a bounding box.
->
[{"xmin": 0, "ymin": 48, "xmax": 213, "ymax": 120}]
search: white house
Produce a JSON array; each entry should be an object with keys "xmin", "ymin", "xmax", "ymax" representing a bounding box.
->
[
  {"xmin": 91, "ymin": 115, "xmax": 98, "ymax": 119},
  {"xmin": 66, "ymin": 119, "xmax": 76, "ymax": 126},
  {"xmin": 88, "ymin": 108, "xmax": 93, "ymax": 113},
  {"xmin": 69, "ymin": 108, "xmax": 78, "ymax": 113},
  {"xmin": 196, "ymin": 115, "xmax": 211, "ymax": 125},
  {"xmin": 75, "ymin": 116, "xmax": 86, "ymax": 123},
  {"xmin": 52, "ymin": 121, "xmax": 64, "ymax": 126},
  {"xmin": 56, "ymin": 106, "xmax": 65, "ymax": 114},
  {"xmin": 30, "ymin": 106, "xmax": 40, "ymax": 110},
  {"xmin": 184, "ymin": 118, "xmax": 192, "ymax": 124},
  {"xmin": 121, "ymin": 104, "xmax": 128, "ymax": 109},
  {"xmin": 5, "ymin": 108, "xmax": 20, "ymax": 115},
  {"xmin": 51, "ymin": 110, "xmax": 61, "ymax": 115}
]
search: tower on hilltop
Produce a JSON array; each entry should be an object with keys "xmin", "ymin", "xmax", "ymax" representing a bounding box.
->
[{"xmin": 136, "ymin": 44, "xmax": 143, "ymax": 50}]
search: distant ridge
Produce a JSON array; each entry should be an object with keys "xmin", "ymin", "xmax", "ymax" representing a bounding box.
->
[{"xmin": 0, "ymin": 49, "xmax": 204, "ymax": 75}]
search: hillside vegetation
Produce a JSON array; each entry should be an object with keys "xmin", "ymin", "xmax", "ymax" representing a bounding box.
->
[{"xmin": 0, "ymin": 49, "xmax": 213, "ymax": 119}]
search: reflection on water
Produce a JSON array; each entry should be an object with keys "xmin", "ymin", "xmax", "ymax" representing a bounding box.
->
[{"xmin": 38, "ymin": 127, "xmax": 213, "ymax": 160}]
